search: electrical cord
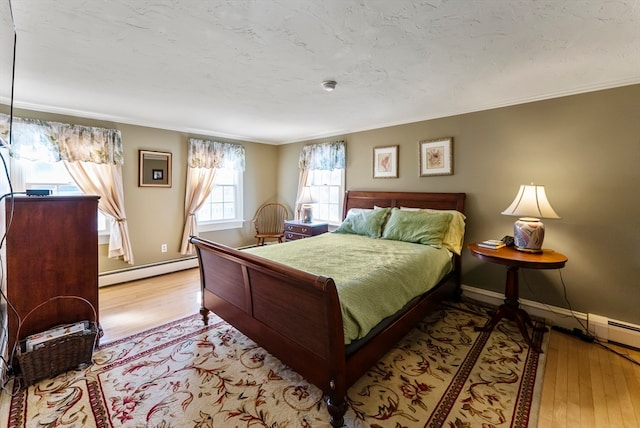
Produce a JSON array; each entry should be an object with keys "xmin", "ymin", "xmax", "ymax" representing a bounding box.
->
[
  {"xmin": 521, "ymin": 269, "xmax": 640, "ymax": 367},
  {"xmin": 0, "ymin": 0, "xmax": 22, "ymax": 391}
]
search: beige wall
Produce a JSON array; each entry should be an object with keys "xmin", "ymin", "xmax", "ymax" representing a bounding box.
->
[{"xmin": 278, "ymin": 85, "xmax": 640, "ymax": 325}]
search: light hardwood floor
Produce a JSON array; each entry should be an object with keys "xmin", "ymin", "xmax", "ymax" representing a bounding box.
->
[{"xmin": 99, "ymin": 268, "xmax": 640, "ymax": 427}]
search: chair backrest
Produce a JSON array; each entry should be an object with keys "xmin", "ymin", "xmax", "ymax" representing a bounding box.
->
[{"xmin": 253, "ymin": 203, "xmax": 288, "ymax": 235}]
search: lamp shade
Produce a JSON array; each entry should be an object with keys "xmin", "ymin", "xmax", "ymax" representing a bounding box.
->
[
  {"xmin": 297, "ymin": 187, "xmax": 316, "ymax": 205},
  {"xmin": 502, "ymin": 184, "xmax": 559, "ymax": 253},
  {"xmin": 501, "ymin": 184, "xmax": 560, "ymax": 219}
]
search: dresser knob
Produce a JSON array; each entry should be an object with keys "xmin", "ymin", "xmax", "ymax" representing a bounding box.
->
[{"xmin": 301, "ymin": 228, "xmax": 308, "ymax": 233}]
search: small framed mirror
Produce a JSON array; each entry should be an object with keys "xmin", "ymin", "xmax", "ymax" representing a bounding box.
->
[{"xmin": 139, "ymin": 150, "xmax": 172, "ymax": 187}]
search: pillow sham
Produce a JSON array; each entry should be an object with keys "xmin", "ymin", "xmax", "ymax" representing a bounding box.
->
[
  {"xmin": 335, "ymin": 207, "xmax": 391, "ymax": 238},
  {"xmin": 345, "ymin": 207, "xmax": 373, "ymax": 219},
  {"xmin": 400, "ymin": 207, "xmax": 466, "ymax": 255},
  {"xmin": 382, "ymin": 208, "xmax": 453, "ymax": 248}
]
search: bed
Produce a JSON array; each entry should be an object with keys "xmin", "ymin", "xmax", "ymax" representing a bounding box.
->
[{"xmin": 190, "ymin": 190, "xmax": 465, "ymax": 427}]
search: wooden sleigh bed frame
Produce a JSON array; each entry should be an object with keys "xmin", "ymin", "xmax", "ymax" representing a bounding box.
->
[{"xmin": 190, "ymin": 190, "xmax": 466, "ymax": 427}]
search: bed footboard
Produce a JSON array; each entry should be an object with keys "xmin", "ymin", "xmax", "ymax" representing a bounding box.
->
[{"xmin": 190, "ymin": 236, "xmax": 348, "ymax": 426}]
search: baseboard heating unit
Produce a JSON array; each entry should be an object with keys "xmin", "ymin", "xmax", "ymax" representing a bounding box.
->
[
  {"xmin": 99, "ymin": 257, "xmax": 198, "ymax": 287},
  {"xmin": 588, "ymin": 314, "xmax": 640, "ymax": 349}
]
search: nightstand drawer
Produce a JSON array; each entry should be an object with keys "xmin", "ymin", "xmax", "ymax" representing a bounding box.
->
[
  {"xmin": 285, "ymin": 231, "xmax": 307, "ymax": 241},
  {"xmin": 285, "ymin": 223, "xmax": 314, "ymax": 235},
  {"xmin": 284, "ymin": 221, "xmax": 328, "ymax": 241}
]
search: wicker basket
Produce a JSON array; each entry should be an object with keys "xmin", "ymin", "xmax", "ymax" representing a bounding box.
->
[{"xmin": 15, "ymin": 296, "xmax": 98, "ymax": 387}]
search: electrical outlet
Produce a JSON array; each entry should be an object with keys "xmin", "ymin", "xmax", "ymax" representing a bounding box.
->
[{"xmin": 161, "ymin": 244, "xmax": 167, "ymax": 253}]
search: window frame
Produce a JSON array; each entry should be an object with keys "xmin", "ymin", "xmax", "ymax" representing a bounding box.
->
[
  {"xmin": 306, "ymin": 168, "xmax": 345, "ymax": 226},
  {"xmin": 196, "ymin": 168, "xmax": 244, "ymax": 232}
]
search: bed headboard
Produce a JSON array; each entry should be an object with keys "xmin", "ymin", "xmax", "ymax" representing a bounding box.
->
[{"xmin": 343, "ymin": 190, "xmax": 465, "ymax": 219}]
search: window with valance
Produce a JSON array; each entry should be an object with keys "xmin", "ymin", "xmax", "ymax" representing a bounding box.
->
[
  {"xmin": 0, "ymin": 113, "xmax": 134, "ymax": 264},
  {"xmin": 296, "ymin": 141, "xmax": 346, "ymax": 224},
  {"xmin": 180, "ymin": 138, "xmax": 246, "ymax": 255}
]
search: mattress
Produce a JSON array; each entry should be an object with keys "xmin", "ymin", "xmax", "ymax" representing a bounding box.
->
[{"xmin": 244, "ymin": 232, "xmax": 453, "ymax": 344}]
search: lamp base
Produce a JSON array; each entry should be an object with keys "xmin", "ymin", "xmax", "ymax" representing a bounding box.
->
[
  {"xmin": 301, "ymin": 205, "xmax": 313, "ymax": 223},
  {"xmin": 515, "ymin": 246, "xmax": 543, "ymax": 253},
  {"xmin": 513, "ymin": 217, "xmax": 545, "ymax": 253}
]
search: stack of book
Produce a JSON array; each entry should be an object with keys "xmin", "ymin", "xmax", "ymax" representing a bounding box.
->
[{"xmin": 477, "ymin": 239, "xmax": 506, "ymax": 249}]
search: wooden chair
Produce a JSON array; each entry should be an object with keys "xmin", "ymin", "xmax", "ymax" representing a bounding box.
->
[{"xmin": 253, "ymin": 203, "xmax": 288, "ymax": 246}]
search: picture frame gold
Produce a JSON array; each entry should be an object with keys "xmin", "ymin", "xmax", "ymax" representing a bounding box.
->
[
  {"xmin": 419, "ymin": 137, "xmax": 453, "ymax": 176},
  {"xmin": 373, "ymin": 145, "xmax": 399, "ymax": 178},
  {"xmin": 139, "ymin": 150, "xmax": 172, "ymax": 187}
]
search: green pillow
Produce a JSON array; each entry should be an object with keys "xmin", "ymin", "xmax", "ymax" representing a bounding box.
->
[
  {"xmin": 401, "ymin": 207, "xmax": 466, "ymax": 255},
  {"xmin": 382, "ymin": 208, "xmax": 453, "ymax": 247},
  {"xmin": 334, "ymin": 207, "xmax": 391, "ymax": 238}
]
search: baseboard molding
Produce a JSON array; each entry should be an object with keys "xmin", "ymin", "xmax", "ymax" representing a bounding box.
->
[
  {"xmin": 99, "ymin": 257, "xmax": 198, "ymax": 287},
  {"xmin": 461, "ymin": 284, "xmax": 588, "ymax": 331},
  {"xmin": 461, "ymin": 284, "xmax": 640, "ymax": 349}
]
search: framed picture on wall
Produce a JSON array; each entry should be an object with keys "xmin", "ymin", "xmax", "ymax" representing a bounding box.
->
[
  {"xmin": 373, "ymin": 145, "xmax": 398, "ymax": 178},
  {"xmin": 419, "ymin": 137, "xmax": 453, "ymax": 176}
]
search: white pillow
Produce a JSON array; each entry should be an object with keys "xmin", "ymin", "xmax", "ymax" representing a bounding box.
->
[{"xmin": 345, "ymin": 208, "xmax": 373, "ymax": 219}]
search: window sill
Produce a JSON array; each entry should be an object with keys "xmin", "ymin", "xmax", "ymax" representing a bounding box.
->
[{"xmin": 198, "ymin": 220, "xmax": 244, "ymax": 232}]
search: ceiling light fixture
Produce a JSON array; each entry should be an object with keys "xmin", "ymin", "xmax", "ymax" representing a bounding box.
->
[{"xmin": 321, "ymin": 80, "xmax": 337, "ymax": 92}]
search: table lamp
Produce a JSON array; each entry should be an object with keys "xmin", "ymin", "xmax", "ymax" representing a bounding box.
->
[
  {"xmin": 501, "ymin": 184, "xmax": 560, "ymax": 253},
  {"xmin": 298, "ymin": 187, "xmax": 316, "ymax": 223}
]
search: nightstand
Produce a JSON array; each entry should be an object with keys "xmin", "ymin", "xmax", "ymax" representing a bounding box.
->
[
  {"xmin": 284, "ymin": 220, "xmax": 328, "ymax": 241},
  {"xmin": 468, "ymin": 243, "xmax": 568, "ymax": 353}
]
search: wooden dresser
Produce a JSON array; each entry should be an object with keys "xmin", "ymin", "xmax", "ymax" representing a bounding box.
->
[
  {"xmin": 284, "ymin": 220, "xmax": 328, "ymax": 241},
  {"xmin": 5, "ymin": 195, "xmax": 100, "ymax": 356}
]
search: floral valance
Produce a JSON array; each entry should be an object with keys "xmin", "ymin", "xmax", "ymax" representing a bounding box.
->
[
  {"xmin": 0, "ymin": 114, "xmax": 123, "ymax": 164},
  {"xmin": 188, "ymin": 138, "xmax": 245, "ymax": 171},
  {"xmin": 298, "ymin": 141, "xmax": 346, "ymax": 170}
]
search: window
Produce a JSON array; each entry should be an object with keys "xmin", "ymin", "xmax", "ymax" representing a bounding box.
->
[
  {"xmin": 21, "ymin": 160, "xmax": 111, "ymax": 239},
  {"xmin": 307, "ymin": 168, "xmax": 345, "ymax": 225},
  {"xmin": 196, "ymin": 168, "xmax": 244, "ymax": 231}
]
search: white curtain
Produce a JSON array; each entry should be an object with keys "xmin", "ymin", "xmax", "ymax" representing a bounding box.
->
[
  {"xmin": 296, "ymin": 141, "xmax": 346, "ymax": 220},
  {"xmin": 180, "ymin": 138, "xmax": 245, "ymax": 255},
  {"xmin": 294, "ymin": 169, "xmax": 310, "ymax": 221},
  {"xmin": 64, "ymin": 161, "xmax": 134, "ymax": 264},
  {"xmin": 8, "ymin": 156, "xmax": 27, "ymax": 192},
  {"xmin": 180, "ymin": 167, "xmax": 217, "ymax": 255}
]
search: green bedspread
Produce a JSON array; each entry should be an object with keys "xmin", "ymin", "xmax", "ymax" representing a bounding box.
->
[{"xmin": 244, "ymin": 233, "xmax": 453, "ymax": 344}]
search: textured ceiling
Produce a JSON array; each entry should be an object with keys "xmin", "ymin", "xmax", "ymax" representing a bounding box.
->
[{"xmin": 1, "ymin": 0, "xmax": 639, "ymax": 144}]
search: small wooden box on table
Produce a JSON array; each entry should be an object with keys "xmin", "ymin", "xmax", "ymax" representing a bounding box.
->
[{"xmin": 284, "ymin": 220, "xmax": 328, "ymax": 241}]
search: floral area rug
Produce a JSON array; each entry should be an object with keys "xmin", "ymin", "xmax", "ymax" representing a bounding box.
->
[{"xmin": 3, "ymin": 301, "xmax": 548, "ymax": 427}]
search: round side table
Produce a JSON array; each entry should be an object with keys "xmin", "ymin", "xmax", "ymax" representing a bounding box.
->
[{"xmin": 468, "ymin": 243, "xmax": 568, "ymax": 353}]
